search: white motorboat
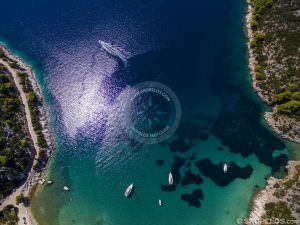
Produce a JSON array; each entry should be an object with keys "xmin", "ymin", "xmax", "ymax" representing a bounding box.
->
[
  {"xmin": 124, "ymin": 184, "xmax": 134, "ymax": 197},
  {"xmin": 169, "ymin": 172, "xmax": 174, "ymax": 186},
  {"xmin": 63, "ymin": 186, "xmax": 70, "ymax": 191},
  {"xmin": 98, "ymin": 40, "xmax": 128, "ymax": 65}
]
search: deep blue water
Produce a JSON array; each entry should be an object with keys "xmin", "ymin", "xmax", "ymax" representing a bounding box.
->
[{"xmin": 0, "ymin": 0, "xmax": 295, "ymax": 224}]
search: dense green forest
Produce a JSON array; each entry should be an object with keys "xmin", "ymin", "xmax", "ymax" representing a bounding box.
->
[
  {"xmin": 250, "ymin": 0, "xmax": 300, "ymax": 117},
  {"xmin": 0, "ymin": 46, "xmax": 51, "ymax": 202},
  {"xmin": 0, "ymin": 47, "xmax": 51, "ymax": 224},
  {"xmin": 248, "ymin": 0, "xmax": 300, "ymax": 223},
  {"xmin": 0, "ymin": 63, "xmax": 33, "ymax": 200}
]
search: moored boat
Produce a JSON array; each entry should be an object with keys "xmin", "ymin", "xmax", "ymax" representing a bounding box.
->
[
  {"xmin": 223, "ymin": 163, "xmax": 228, "ymax": 173},
  {"xmin": 159, "ymin": 199, "xmax": 163, "ymax": 206},
  {"xmin": 168, "ymin": 172, "xmax": 174, "ymax": 186},
  {"xmin": 124, "ymin": 184, "xmax": 134, "ymax": 197},
  {"xmin": 63, "ymin": 186, "xmax": 70, "ymax": 191}
]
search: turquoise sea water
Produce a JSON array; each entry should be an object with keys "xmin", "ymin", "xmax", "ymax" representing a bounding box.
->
[{"xmin": 0, "ymin": 0, "xmax": 299, "ymax": 224}]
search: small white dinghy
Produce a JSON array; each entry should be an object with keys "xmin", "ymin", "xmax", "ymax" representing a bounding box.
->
[
  {"xmin": 168, "ymin": 172, "xmax": 174, "ymax": 186},
  {"xmin": 158, "ymin": 199, "xmax": 163, "ymax": 207},
  {"xmin": 63, "ymin": 186, "xmax": 70, "ymax": 191},
  {"xmin": 124, "ymin": 184, "xmax": 134, "ymax": 197},
  {"xmin": 223, "ymin": 163, "xmax": 228, "ymax": 173}
]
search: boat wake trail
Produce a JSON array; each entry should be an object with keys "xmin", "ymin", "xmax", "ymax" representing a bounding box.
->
[{"xmin": 98, "ymin": 40, "xmax": 130, "ymax": 66}]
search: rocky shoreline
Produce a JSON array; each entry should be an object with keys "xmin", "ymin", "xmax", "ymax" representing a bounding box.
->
[
  {"xmin": 245, "ymin": 0, "xmax": 300, "ymax": 145},
  {"xmin": 0, "ymin": 45, "xmax": 55, "ymax": 155},
  {"xmin": 0, "ymin": 44, "xmax": 55, "ymax": 224},
  {"xmin": 246, "ymin": 161, "xmax": 300, "ymax": 225},
  {"xmin": 245, "ymin": 0, "xmax": 300, "ymax": 224},
  {"xmin": 264, "ymin": 112, "xmax": 300, "ymax": 144},
  {"xmin": 245, "ymin": 1, "xmax": 272, "ymax": 106}
]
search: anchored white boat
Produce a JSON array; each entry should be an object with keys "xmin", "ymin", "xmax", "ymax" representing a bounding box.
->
[
  {"xmin": 124, "ymin": 184, "xmax": 134, "ymax": 197},
  {"xmin": 169, "ymin": 172, "xmax": 174, "ymax": 186},
  {"xmin": 63, "ymin": 186, "xmax": 70, "ymax": 191},
  {"xmin": 159, "ymin": 199, "xmax": 163, "ymax": 206},
  {"xmin": 223, "ymin": 163, "xmax": 228, "ymax": 173}
]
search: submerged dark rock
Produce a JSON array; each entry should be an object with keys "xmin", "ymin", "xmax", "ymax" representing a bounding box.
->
[
  {"xmin": 160, "ymin": 185, "xmax": 176, "ymax": 192},
  {"xmin": 161, "ymin": 156, "xmax": 186, "ymax": 191},
  {"xmin": 169, "ymin": 138, "xmax": 192, "ymax": 152},
  {"xmin": 170, "ymin": 156, "xmax": 187, "ymax": 185},
  {"xmin": 186, "ymin": 162, "xmax": 192, "ymax": 168},
  {"xmin": 181, "ymin": 169, "xmax": 203, "ymax": 186},
  {"xmin": 196, "ymin": 159, "xmax": 253, "ymax": 187},
  {"xmin": 181, "ymin": 189, "xmax": 204, "ymax": 208},
  {"xmin": 156, "ymin": 159, "xmax": 165, "ymax": 166},
  {"xmin": 217, "ymin": 146, "xmax": 224, "ymax": 151},
  {"xmin": 211, "ymin": 90, "xmax": 287, "ymax": 172}
]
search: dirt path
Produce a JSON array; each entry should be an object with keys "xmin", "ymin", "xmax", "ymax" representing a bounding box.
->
[{"xmin": 0, "ymin": 59, "xmax": 40, "ymax": 159}]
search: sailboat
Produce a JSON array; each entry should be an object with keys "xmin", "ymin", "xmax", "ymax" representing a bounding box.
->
[
  {"xmin": 169, "ymin": 172, "xmax": 174, "ymax": 185},
  {"xmin": 223, "ymin": 163, "xmax": 228, "ymax": 173},
  {"xmin": 124, "ymin": 184, "xmax": 134, "ymax": 197},
  {"xmin": 159, "ymin": 199, "xmax": 163, "ymax": 206}
]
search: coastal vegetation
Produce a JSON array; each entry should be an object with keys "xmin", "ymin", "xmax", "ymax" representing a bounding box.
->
[
  {"xmin": 262, "ymin": 201, "xmax": 296, "ymax": 225},
  {"xmin": 0, "ymin": 63, "xmax": 33, "ymax": 200},
  {"xmin": 261, "ymin": 163, "xmax": 300, "ymax": 224},
  {"xmin": 249, "ymin": 0, "xmax": 300, "ymax": 140},
  {"xmin": 247, "ymin": 161, "xmax": 300, "ymax": 225},
  {"xmin": 0, "ymin": 46, "xmax": 52, "ymax": 224},
  {"xmin": 17, "ymin": 72, "xmax": 47, "ymax": 149},
  {"xmin": 15, "ymin": 193, "xmax": 25, "ymax": 206},
  {"xmin": 0, "ymin": 47, "xmax": 49, "ymax": 175},
  {"xmin": 247, "ymin": 0, "xmax": 300, "ymax": 223},
  {"xmin": 16, "ymin": 71, "xmax": 48, "ymax": 171},
  {"xmin": 0, "ymin": 205, "xmax": 18, "ymax": 225}
]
